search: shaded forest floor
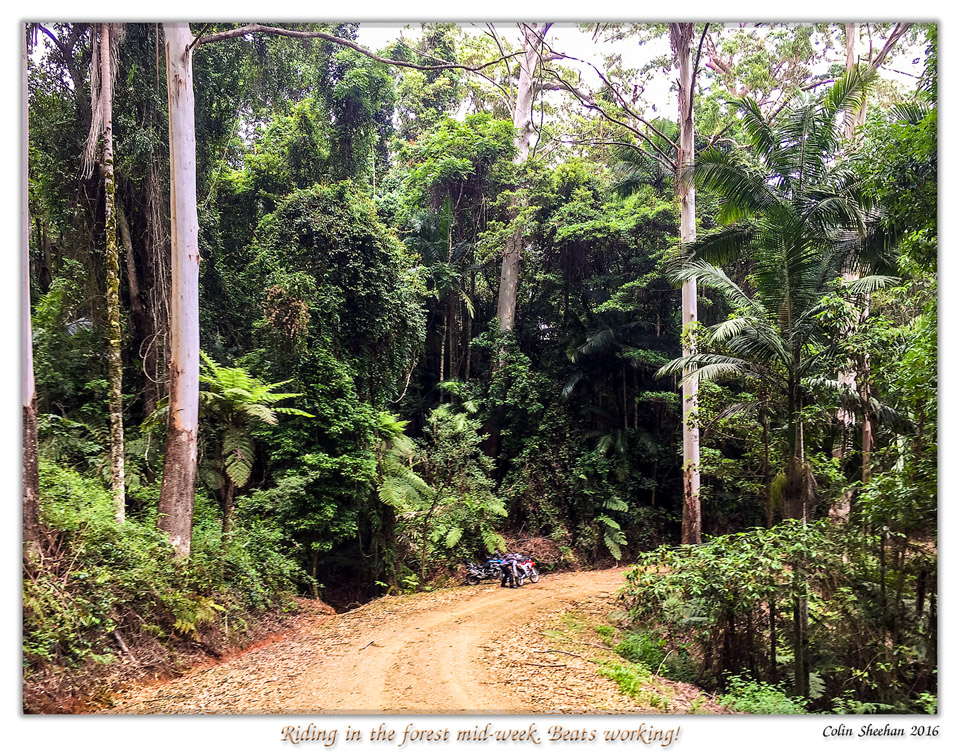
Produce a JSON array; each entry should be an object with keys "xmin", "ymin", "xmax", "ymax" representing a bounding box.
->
[{"xmin": 93, "ymin": 568, "xmax": 728, "ymax": 714}]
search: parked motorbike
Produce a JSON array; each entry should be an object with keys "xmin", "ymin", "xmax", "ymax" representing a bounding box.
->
[
  {"xmin": 497, "ymin": 555, "xmax": 540, "ymax": 587},
  {"xmin": 515, "ymin": 557, "xmax": 540, "ymax": 585},
  {"xmin": 464, "ymin": 557, "xmax": 503, "ymax": 585}
]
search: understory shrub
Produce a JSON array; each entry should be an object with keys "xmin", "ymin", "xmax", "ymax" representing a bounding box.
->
[
  {"xmin": 718, "ymin": 676, "xmax": 808, "ymax": 714},
  {"xmin": 620, "ymin": 519, "xmax": 936, "ymax": 712},
  {"xmin": 24, "ymin": 461, "xmax": 302, "ymax": 674}
]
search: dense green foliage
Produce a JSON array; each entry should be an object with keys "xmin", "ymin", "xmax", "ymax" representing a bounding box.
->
[
  {"xmin": 621, "ymin": 520, "xmax": 935, "ymax": 711},
  {"xmin": 25, "ymin": 461, "xmax": 300, "ymax": 672},
  {"xmin": 25, "ymin": 22, "xmax": 935, "ymax": 713}
]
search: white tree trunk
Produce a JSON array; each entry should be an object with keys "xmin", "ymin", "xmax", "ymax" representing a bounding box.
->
[
  {"xmin": 845, "ymin": 22, "xmax": 857, "ymax": 140},
  {"xmin": 158, "ymin": 23, "xmax": 200, "ymax": 559},
  {"xmin": 495, "ymin": 22, "xmax": 550, "ymax": 332},
  {"xmin": 23, "ymin": 24, "xmax": 41, "ymax": 558},
  {"xmin": 671, "ymin": 23, "xmax": 701, "ymax": 545},
  {"xmin": 835, "ymin": 22, "xmax": 860, "ymax": 467}
]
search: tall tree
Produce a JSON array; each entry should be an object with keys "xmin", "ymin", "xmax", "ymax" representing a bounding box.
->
[
  {"xmin": 495, "ymin": 22, "xmax": 552, "ymax": 332},
  {"xmin": 83, "ymin": 23, "xmax": 126, "ymax": 522},
  {"xmin": 153, "ymin": 23, "xmax": 525, "ymax": 557},
  {"xmin": 539, "ymin": 24, "xmax": 705, "ymax": 542},
  {"xmin": 839, "ymin": 23, "xmax": 911, "ymax": 485},
  {"xmin": 670, "ymin": 23, "xmax": 702, "ymax": 544},
  {"xmin": 157, "ymin": 22, "xmax": 200, "ymax": 558},
  {"xmin": 662, "ymin": 70, "xmax": 885, "ymax": 696},
  {"xmin": 23, "ymin": 25, "xmax": 41, "ymax": 559}
]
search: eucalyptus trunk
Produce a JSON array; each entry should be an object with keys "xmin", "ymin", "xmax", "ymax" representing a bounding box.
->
[
  {"xmin": 495, "ymin": 22, "xmax": 550, "ymax": 332},
  {"xmin": 671, "ymin": 23, "xmax": 701, "ymax": 545},
  {"xmin": 157, "ymin": 23, "xmax": 200, "ymax": 559},
  {"xmin": 762, "ymin": 410, "xmax": 772, "ymax": 528},
  {"xmin": 23, "ymin": 26, "xmax": 41, "ymax": 560},
  {"xmin": 840, "ymin": 23, "xmax": 907, "ymax": 485},
  {"xmin": 834, "ymin": 22, "xmax": 860, "ymax": 469},
  {"xmin": 99, "ymin": 23, "xmax": 126, "ymax": 523},
  {"xmin": 861, "ymin": 348, "xmax": 874, "ymax": 485}
]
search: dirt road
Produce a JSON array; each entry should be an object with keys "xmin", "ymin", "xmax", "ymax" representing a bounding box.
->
[{"xmin": 105, "ymin": 569, "xmax": 629, "ymax": 714}]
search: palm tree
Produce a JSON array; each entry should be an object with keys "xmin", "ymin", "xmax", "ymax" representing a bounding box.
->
[
  {"xmin": 662, "ymin": 69, "xmax": 895, "ymax": 519},
  {"xmin": 659, "ymin": 70, "xmax": 896, "ymax": 700}
]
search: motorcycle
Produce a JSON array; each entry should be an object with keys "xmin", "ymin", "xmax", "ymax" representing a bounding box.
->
[
  {"xmin": 515, "ymin": 557, "xmax": 540, "ymax": 585},
  {"xmin": 464, "ymin": 557, "xmax": 503, "ymax": 585},
  {"xmin": 498, "ymin": 556, "xmax": 540, "ymax": 587}
]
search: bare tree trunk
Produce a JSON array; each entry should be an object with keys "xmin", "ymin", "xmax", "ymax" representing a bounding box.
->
[
  {"xmin": 495, "ymin": 22, "xmax": 551, "ymax": 332},
  {"xmin": 100, "ymin": 23, "xmax": 126, "ymax": 523},
  {"xmin": 671, "ymin": 23, "xmax": 702, "ymax": 545},
  {"xmin": 448, "ymin": 297, "xmax": 456, "ymax": 380},
  {"xmin": 860, "ymin": 298, "xmax": 874, "ymax": 485},
  {"xmin": 439, "ymin": 309, "xmax": 447, "ymax": 385},
  {"xmin": 158, "ymin": 23, "xmax": 200, "ymax": 559},
  {"xmin": 862, "ymin": 393, "xmax": 874, "ymax": 484},
  {"xmin": 792, "ymin": 591, "xmax": 810, "ymax": 697},
  {"xmin": 118, "ymin": 204, "xmax": 160, "ymax": 421},
  {"xmin": 838, "ymin": 24, "xmax": 906, "ymax": 492},
  {"xmin": 768, "ymin": 597, "xmax": 778, "ymax": 683},
  {"xmin": 143, "ymin": 160, "xmax": 167, "ymax": 413},
  {"xmin": 221, "ymin": 478, "xmax": 236, "ymax": 539},
  {"xmin": 23, "ymin": 26, "xmax": 42, "ymax": 560},
  {"xmin": 465, "ymin": 271, "xmax": 474, "ymax": 379},
  {"xmin": 834, "ymin": 23, "xmax": 861, "ymax": 466},
  {"xmin": 845, "ymin": 23, "xmax": 857, "ymax": 140},
  {"xmin": 763, "ymin": 411, "xmax": 773, "ymax": 529},
  {"xmin": 38, "ymin": 217, "xmax": 53, "ymax": 292}
]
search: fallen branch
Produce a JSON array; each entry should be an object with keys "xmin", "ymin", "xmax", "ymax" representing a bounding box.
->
[
  {"xmin": 112, "ymin": 629, "xmax": 141, "ymax": 667},
  {"xmin": 656, "ymin": 649, "xmax": 676, "ymax": 676},
  {"xmin": 539, "ymin": 634, "xmax": 616, "ymax": 651},
  {"xmin": 519, "ymin": 661, "xmax": 566, "ymax": 668},
  {"xmin": 534, "ymin": 649, "xmax": 586, "ymax": 660}
]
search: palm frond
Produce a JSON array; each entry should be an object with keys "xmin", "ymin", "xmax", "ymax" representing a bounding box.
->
[
  {"xmin": 561, "ymin": 369, "xmax": 585, "ymax": 402},
  {"xmin": 844, "ymin": 274, "xmax": 900, "ymax": 296},
  {"xmin": 889, "ymin": 101, "xmax": 933, "ymax": 125},
  {"xmin": 729, "ymin": 95, "xmax": 777, "ymax": 158},
  {"xmin": 823, "ymin": 65, "xmax": 874, "ymax": 127},
  {"xmin": 673, "ymin": 260, "xmax": 768, "ymax": 320},
  {"xmin": 684, "ymin": 222, "xmax": 759, "ymax": 266},
  {"xmin": 692, "ymin": 147, "xmax": 778, "ymax": 218}
]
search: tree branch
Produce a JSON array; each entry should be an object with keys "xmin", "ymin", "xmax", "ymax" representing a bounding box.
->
[
  {"xmin": 542, "ymin": 43, "xmax": 677, "ymax": 151},
  {"xmin": 196, "ymin": 23, "xmax": 523, "ymax": 74},
  {"xmin": 538, "ymin": 64, "xmax": 675, "ymax": 171},
  {"xmin": 688, "ymin": 23, "xmax": 709, "ymax": 123},
  {"xmin": 870, "ymin": 23, "xmax": 911, "ymax": 71}
]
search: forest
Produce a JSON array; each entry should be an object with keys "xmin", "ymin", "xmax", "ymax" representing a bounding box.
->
[{"xmin": 22, "ymin": 22, "xmax": 936, "ymax": 716}]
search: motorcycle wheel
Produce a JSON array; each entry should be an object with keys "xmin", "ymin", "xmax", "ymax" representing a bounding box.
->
[
  {"xmin": 516, "ymin": 574, "xmax": 525, "ymax": 587},
  {"xmin": 466, "ymin": 573, "xmax": 481, "ymax": 586},
  {"xmin": 529, "ymin": 568, "xmax": 540, "ymax": 583}
]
